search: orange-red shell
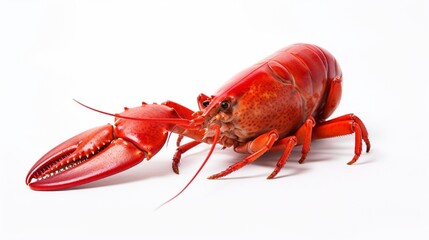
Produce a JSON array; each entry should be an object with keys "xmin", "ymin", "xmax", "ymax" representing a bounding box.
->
[{"xmin": 201, "ymin": 43, "xmax": 342, "ymax": 144}]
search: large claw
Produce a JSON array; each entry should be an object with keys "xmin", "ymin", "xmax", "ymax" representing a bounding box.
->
[{"xmin": 26, "ymin": 103, "xmax": 179, "ymax": 190}]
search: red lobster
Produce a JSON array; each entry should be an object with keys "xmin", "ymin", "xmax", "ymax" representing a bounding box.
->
[{"xmin": 26, "ymin": 43, "xmax": 371, "ymax": 198}]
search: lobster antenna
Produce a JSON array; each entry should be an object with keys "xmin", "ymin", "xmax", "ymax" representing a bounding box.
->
[
  {"xmin": 165, "ymin": 125, "xmax": 180, "ymax": 148},
  {"xmin": 73, "ymin": 99, "xmax": 193, "ymax": 126},
  {"xmin": 156, "ymin": 124, "xmax": 220, "ymax": 210}
]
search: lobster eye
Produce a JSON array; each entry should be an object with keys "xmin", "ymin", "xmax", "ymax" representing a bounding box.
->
[
  {"xmin": 202, "ymin": 100, "xmax": 210, "ymax": 108},
  {"xmin": 220, "ymin": 101, "xmax": 230, "ymax": 111}
]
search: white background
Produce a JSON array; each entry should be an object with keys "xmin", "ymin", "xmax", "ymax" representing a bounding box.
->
[{"xmin": 1, "ymin": 0, "xmax": 428, "ymax": 239}]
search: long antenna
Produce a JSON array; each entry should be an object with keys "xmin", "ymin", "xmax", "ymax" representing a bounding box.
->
[
  {"xmin": 73, "ymin": 99, "xmax": 194, "ymax": 126},
  {"xmin": 156, "ymin": 125, "xmax": 220, "ymax": 210}
]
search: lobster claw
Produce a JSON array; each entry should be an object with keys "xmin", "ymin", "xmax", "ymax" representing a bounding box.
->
[
  {"xmin": 26, "ymin": 103, "xmax": 179, "ymax": 190},
  {"xmin": 25, "ymin": 125, "xmax": 146, "ymax": 190}
]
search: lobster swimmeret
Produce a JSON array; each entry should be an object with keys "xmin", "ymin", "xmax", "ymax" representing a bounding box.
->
[{"xmin": 26, "ymin": 43, "xmax": 371, "ymax": 201}]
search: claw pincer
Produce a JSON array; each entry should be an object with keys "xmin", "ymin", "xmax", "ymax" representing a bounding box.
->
[{"xmin": 26, "ymin": 103, "xmax": 178, "ymax": 190}]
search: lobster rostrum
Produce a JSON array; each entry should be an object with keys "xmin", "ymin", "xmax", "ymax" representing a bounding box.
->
[{"xmin": 26, "ymin": 43, "xmax": 371, "ymax": 199}]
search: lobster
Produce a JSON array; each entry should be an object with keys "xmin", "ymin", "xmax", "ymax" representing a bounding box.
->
[{"xmin": 26, "ymin": 43, "xmax": 371, "ymax": 202}]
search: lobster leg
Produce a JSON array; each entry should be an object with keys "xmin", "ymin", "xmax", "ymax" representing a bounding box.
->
[
  {"xmin": 208, "ymin": 116, "xmax": 319, "ymax": 179},
  {"xmin": 266, "ymin": 136, "xmax": 297, "ymax": 179},
  {"xmin": 311, "ymin": 114, "xmax": 371, "ymax": 164},
  {"xmin": 266, "ymin": 116, "xmax": 316, "ymax": 179},
  {"xmin": 295, "ymin": 116, "xmax": 316, "ymax": 164},
  {"xmin": 207, "ymin": 112, "xmax": 368, "ymax": 180},
  {"xmin": 207, "ymin": 130, "xmax": 279, "ymax": 179},
  {"xmin": 266, "ymin": 114, "xmax": 370, "ymax": 178},
  {"xmin": 172, "ymin": 140, "xmax": 202, "ymax": 174}
]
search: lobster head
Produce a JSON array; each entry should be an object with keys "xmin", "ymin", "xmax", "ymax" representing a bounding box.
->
[{"xmin": 194, "ymin": 60, "xmax": 303, "ymax": 147}]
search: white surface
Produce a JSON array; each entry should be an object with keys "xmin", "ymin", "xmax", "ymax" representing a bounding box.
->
[{"xmin": 1, "ymin": 0, "xmax": 428, "ymax": 239}]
